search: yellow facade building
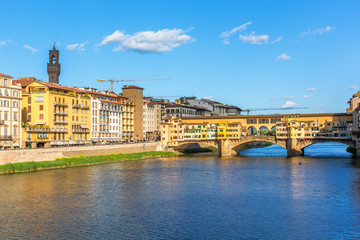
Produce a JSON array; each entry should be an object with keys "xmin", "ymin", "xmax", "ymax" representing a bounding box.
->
[{"xmin": 16, "ymin": 78, "xmax": 91, "ymax": 148}]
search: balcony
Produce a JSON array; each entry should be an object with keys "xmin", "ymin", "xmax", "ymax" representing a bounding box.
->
[
  {"xmin": 0, "ymin": 120, "xmax": 4, "ymax": 125},
  {"xmin": 72, "ymin": 128, "xmax": 90, "ymax": 133},
  {"xmin": 54, "ymin": 102, "xmax": 68, "ymax": 108},
  {"xmin": 54, "ymin": 119, "xmax": 68, "ymax": 124},
  {"xmin": 0, "ymin": 135, "xmax": 12, "ymax": 140},
  {"xmin": 54, "ymin": 128, "xmax": 68, "ymax": 133},
  {"xmin": 54, "ymin": 110, "xmax": 68, "ymax": 115},
  {"xmin": 26, "ymin": 127, "xmax": 52, "ymax": 132}
]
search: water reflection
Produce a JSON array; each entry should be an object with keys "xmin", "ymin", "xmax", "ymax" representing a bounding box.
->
[{"xmin": 1, "ymin": 143, "xmax": 360, "ymax": 239}]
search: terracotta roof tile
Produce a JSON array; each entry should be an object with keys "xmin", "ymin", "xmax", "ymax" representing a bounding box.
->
[
  {"xmin": 100, "ymin": 99, "xmax": 124, "ymax": 105},
  {"xmin": 0, "ymin": 73, "xmax": 13, "ymax": 78}
]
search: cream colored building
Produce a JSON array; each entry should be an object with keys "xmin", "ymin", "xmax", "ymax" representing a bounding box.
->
[
  {"xmin": 143, "ymin": 100, "xmax": 154, "ymax": 141},
  {"xmin": 0, "ymin": 73, "xmax": 22, "ymax": 149}
]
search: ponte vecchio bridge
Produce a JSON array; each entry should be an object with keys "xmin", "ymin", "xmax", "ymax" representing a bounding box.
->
[{"xmin": 161, "ymin": 113, "xmax": 356, "ymax": 157}]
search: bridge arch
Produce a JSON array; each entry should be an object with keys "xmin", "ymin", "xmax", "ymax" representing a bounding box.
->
[
  {"xmin": 248, "ymin": 126, "xmax": 257, "ymax": 136},
  {"xmin": 231, "ymin": 138, "xmax": 286, "ymax": 154},
  {"xmin": 299, "ymin": 139, "xmax": 354, "ymax": 151},
  {"xmin": 259, "ymin": 126, "xmax": 270, "ymax": 136},
  {"xmin": 173, "ymin": 141, "xmax": 219, "ymax": 153},
  {"xmin": 271, "ymin": 126, "xmax": 276, "ymax": 136}
]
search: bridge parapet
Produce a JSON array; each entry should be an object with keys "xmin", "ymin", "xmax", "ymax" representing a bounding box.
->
[{"xmin": 239, "ymin": 136, "xmax": 276, "ymax": 142}]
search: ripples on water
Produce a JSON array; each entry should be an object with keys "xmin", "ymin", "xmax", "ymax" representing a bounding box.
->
[{"xmin": 1, "ymin": 143, "xmax": 360, "ymax": 239}]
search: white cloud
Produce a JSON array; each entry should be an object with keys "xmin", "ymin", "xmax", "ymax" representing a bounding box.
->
[
  {"xmin": 306, "ymin": 87, "xmax": 316, "ymax": 91},
  {"xmin": 100, "ymin": 28, "xmax": 193, "ymax": 53},
  {"xmin": 283, "ymin": 86, "xmax": 291, "ymax": 90},
  {"xmin": 349, "ymin": 85, "xmax": 357, "ymax": 91},
  {"xmin": 100, "ymin": 30, "xmax": 126, "ymax": 45},
  {"xmin": 23, "ymin": 44, "xmax": 38, "ymax": 54},
  {"xmin": 300, "ymin": 26, "xmax": 336, "ymax": 37},
  {"xmin": 284, "ymin": 96, "xmax": 295, "ymax": 100},
  {"xmin": 271, "ymin": 36, "xmax": 282, "ymax": 44},
  {"xmin": 302, "ymin": 94, "xmax": 314, "ymax": 98},
  {"xmin": 66, "ymin": 43, "xmax": 86, "ymax": 52},
  {"xmin": 0, "ymin": 39, "xmax": 11, "ymax": 46},
  {"xmin": 239, "ymin": 32, "xmax": 269, "ymax": 45},
  {"xmin": 276, "ymin": 53, "xmax": 291, "ymax": 61},
  {"xmin": 220, "ymin": 22, "xmax": 252, "ymax": 44},
  {"xmin": 269, "ymin": 97, "xmax": 279, "ymax": 100},
  {"xmin": 282, "ymin": 101, "xmax": 298, "ymax": 109},
  {"xmin": 202, "ymin": 96, "xmax": 214, "ymax": 100}
]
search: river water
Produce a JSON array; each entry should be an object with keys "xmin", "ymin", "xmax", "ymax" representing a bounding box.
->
[{"xmin": 1, "ymin": 143, "xmax": 360, "ymax": 239}]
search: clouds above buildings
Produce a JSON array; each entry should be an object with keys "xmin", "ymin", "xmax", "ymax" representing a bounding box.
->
[
  {"xmin": 0, "ymin": 40, "xmax": 11, "ymax": 46},
  {"xmin": 302, "ymin": 94, "xmax": 314, "ymax": 98},
  {"xmin": 284, "ymin": 96, "xmax": 295, "ymax": 100},
  {"xmin": 306, "ymin": 87, "xmax": 316, "ymax": 91},
  {"xmin": 220, "ymin": 22, "xmax": 252, "ymax": 44},
  {"xmin": 220, "ymin": 22, "xmax": 281, "ymax": 45},
  {"xmin": 66, "ymin": 43, "xmax": 86, "ymax": 52},
  {"xmin": 99, "ymin": 28, "xmax": 194, "ymax": 53},
  {"xmin": 282, "ymin": 101, "xmax": 298, "ymax": 109},
  {"xmin": 300, "ymin": 26, "xmax": 336, "ymax": 37},
  {"xmin": 276, "ymin": 53, "xmax": 291, "ymax": 61},
  {"xmin": 239, "ymin": 32, "xmax": 269, "ymax": 45},
  {"xmin": 23, "ymin": 44, "xmax": 38, "ymax": 54},
  {"xmin": 348, "ymin": 85, "xmax": 357, "ymax": 91}
]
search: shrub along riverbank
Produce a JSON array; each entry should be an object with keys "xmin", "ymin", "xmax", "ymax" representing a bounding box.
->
[{"xmin": 0, "ymin": 151, "xmax": 176, "ymax": 174}]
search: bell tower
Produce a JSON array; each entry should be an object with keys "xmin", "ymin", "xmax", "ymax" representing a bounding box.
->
[{"xmin": 47, "ymin": 42, "xmax": 61, "ymax": 84}]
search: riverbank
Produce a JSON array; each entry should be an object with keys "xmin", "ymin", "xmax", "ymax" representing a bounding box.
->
[
  {"xmin": 0, "ymin": 151, "xmax": 176, "ymax": 174},
  {"xmin": 0, "ymin": 142, "xmax": 163, "ymax": 165}
]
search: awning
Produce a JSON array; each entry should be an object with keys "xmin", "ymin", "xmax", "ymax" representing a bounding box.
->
[
  {"xmin": 35, "ymin": 122, "xmax": 46, "ymax": 125},
  {"xmin": 69, "ymin": 141, "xmax": 77, "ymax": 145},
  {"xmin": 80, "ymin": 125, "xmax": 89, "ymax": 129},
  {"xmin": 13, "ymin": 142, "xmax": 20, "ymax": 147}
]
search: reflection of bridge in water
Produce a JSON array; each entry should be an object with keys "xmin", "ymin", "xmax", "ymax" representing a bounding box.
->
[{"xmin": 161, "ymin": 113, "xmax": 356, "ymax": 157}]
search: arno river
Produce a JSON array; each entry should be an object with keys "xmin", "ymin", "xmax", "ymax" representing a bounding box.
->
[{"xmin": 1, "ymin": 143, "xmax": 360, "ymax": 239}]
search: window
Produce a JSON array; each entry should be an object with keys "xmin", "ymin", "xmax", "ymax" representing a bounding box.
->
[
  {"xmin": 4, "ymin": 79, "xmax": 8, "ymax": 86},
  {"xmin": 28, "ymin": 97, "xmax": 31, "ymax": 104},
  {"xmin": 28, "ymin": 106, "xmax": 31, "ymax": 113},
  {"xmin": 40, "ymin": 114, "xmax": 44, "ymax": 120},
  {"xmin": 39, "ymin": 105, "xmax": 43, "ymax": 110},
  {"xmin": 36, "ymin": 96, "xmax": 44, "ymax": 102}
]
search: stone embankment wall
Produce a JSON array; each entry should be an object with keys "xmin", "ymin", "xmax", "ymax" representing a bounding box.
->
[{"xmin": 0, "ymin": 142, "xmax": 164, "ymax": 165}]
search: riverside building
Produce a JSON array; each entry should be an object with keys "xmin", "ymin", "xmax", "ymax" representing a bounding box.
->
[
  {"xmin": 0, "ymin": 74, "xmax": 22, "ymax": 149},
  {"xmin": 15, "ymin": 78, "xmax": 91, "ymax": 148},
  {"xmin": 80, "ymin": 88, "xmax": 124, "ymax": 144},
  {"xmin": 122, "ymin": 85, "xmax": 143, "ymax": 141}
]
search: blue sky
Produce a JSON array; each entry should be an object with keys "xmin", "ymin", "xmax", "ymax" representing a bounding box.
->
[{"xmin": 1, "ymin": 0, "xmax": 359, "ymax": 114}]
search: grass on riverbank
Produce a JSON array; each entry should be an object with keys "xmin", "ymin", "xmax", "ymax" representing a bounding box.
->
[
  {"xmin": 0, "ymin": 151, "xmax": 176, "ymax": 174},
  {"xmin": 183, "ymin": 146, "xmax": 218, "ymax": 154}
]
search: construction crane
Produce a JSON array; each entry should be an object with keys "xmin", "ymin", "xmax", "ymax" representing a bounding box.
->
[
  {"xmin": 97, "ymin": 78, "xmax": 172, "ymax": 92},
  {"xmin": 243, "ymin": 107, "xmax": 309, "ymax": 115}
]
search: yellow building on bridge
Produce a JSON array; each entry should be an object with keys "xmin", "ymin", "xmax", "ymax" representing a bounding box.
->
[{"xmin": 161, "ymin": 113, "xmax": 353, "ymax": 156}]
